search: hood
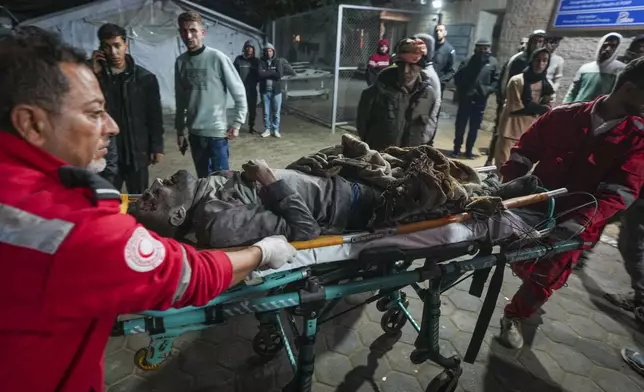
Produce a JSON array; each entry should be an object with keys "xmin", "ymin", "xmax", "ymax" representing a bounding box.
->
[
  {"xmin": 412, "ymin": 33, "xmax": 435, "ymax": 63},
  {"xmin": 242, "ymin": 40, "xmax": 256, "ymax": 57},
  {"xmin": 596, "ymin": 32, "xmax": 622, "ymax": 65},
  {"xmin": 263, "ymin": 42, "xmax": 276, "ymax": 59},
  {"xmin": 525, "ymin": 30, "xmax": 546, "ymax": 56},
  {"xmin": 379, "ymin": 39, "xmax": 390, "ymax": 48},
  {"xmin": 523, "ymin": 47, "xmax": 551, "ymax": 82},
  {"xmin": 629, "ymin": 34, "xmax": 644, "ymax": 51}
]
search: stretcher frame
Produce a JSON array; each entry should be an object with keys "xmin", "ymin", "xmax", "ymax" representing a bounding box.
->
[{"xmin": 115, "ymin": 182, "xmax": 583, "ymax": 392}]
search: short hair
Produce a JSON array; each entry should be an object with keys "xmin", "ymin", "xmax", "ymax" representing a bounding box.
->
[
  {"xmin": 0, "ymin": 26, "xmax": 87, "ymax": 131},
  {"xmin": 97, "ymin": 23, "xmax": 127, "ymax": 43},
  {"xmin": 614, "ymin": 57, "xmax": 644, "ymax": 91},
  {"xmin": 435, "ymin": 24, "xmax": 446, "ymax": 31},
  {"xmin": 178, "ymin": 11, "xmax": 203, "ymax": 26}
]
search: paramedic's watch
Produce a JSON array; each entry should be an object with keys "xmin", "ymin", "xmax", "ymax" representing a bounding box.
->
[{"xmin": 253, "ymin": 235, "xmax": 297, "ymax": 270}]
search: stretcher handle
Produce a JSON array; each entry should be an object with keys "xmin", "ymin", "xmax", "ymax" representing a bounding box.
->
[{"xmin": 289, "ymin": 188, "xmax": 568, "ymax": 251}]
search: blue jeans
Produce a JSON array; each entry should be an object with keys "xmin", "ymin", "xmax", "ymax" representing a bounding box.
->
[
  {"xmin": 188, "ymin": 134, "xmax": 229, "ymax": 178},
  {"xmin": 454, "ymin": 99, "xmax": 487, "ymax": 155},
  {"xmin": 262, "ymin": 91, "xmax": 282, "ymax": 132}
]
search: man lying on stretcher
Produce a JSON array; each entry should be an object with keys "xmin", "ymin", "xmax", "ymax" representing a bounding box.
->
[
  {"xmin": 131, "ymin": 146, "xmax": 540, "ymax": 249},
  {"xmin": 133, "ymin": 159, "xmax": 382, "ymax": 248}
]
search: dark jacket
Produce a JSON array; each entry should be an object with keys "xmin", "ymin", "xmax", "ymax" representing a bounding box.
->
[
  {"xmin": 357, "ymin": 66, "xmax": 437, "ymax": 151},
  {"xmin": 189, "ymin": 169, "xmax": 359, "ymax": 248},
  {"xmin": 454, "ymin": 53, "xmax": 500, "ymax": 104},
  {"xmin": 432, "ymin": 40, "xmax": 456, "ymax": 85},
  {"xmin": 96, "ymin": 54, "xmax": 164, "ymax": 177},
  {"xmin": 258, "ymin": 43, "xmax": 296, "ymax": 94},
  {"xmin": 233, "ymin": 40, "xmax": 260, "ymax": 88}
]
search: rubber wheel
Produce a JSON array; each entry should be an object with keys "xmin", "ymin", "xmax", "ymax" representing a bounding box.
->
[
  {"xmin": 425, "ymin": 367, "xmax": 462, "ymax": 392},
  {"xmin": 252, "ymin": 329, "xmax": 284, "ymax": 357},
  {"xmin": 134, "ymin": 348, "xmax": 162, "ymax": 371},
  {"xmin": 376, "ymin": 297, "xmax": 389, "ymax": 312},
  {"xmin": 380, "ymin": 307, "xmax": 408, "ymax": 335}
]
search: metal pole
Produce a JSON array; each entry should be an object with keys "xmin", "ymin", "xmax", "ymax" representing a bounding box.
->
[
  {"xmin": 331, "ymin": 5, "xmax": 344, "ymax": 134},
  {"xmin": 438, "ymin": 12, "xmax": 444, "ymax": 24},
  {"xmin": 271, "ymin": 20, "xmax": 276, "ymax": 45}
]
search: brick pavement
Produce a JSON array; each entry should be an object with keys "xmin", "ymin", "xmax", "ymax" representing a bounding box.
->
[{"xmin": 105, "ymin": 114, "xmax": 638, "ymax": 392}]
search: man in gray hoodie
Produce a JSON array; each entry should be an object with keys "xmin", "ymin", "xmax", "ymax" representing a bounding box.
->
[
  {"xmin": 174, "ymin": 11, "xmax": 247, "ymax": 177},
  {"xmin": 258, "ymin": 43, "xmax": 295, "ymax": 138},
  {"xmin": 413, "ymin": 33, "xmax": 442, "ymax": 145}
]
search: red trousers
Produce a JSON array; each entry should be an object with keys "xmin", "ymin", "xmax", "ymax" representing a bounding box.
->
[{"xmin": 504, "ymin": 249, "xmax": 584, "ymax": 319}]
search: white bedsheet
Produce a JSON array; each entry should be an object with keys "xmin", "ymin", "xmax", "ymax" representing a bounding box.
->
[{"xmin": 251, "ymin": 210, "xmax": 541, "ymax": 279}]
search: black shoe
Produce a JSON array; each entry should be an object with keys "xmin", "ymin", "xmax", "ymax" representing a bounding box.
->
[
  {"xmin": 249, "ymin": 127, "xmax": 256, "ymax": 134},
  {"xmin": 450, "ymin": 151, "xmax": 461, "ymax": 158}
]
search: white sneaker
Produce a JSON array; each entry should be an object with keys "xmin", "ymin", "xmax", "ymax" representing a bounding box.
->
[
  {"xmin": 499, "ymin": 316, "xmax": 524, "ymax": 349},
  {"xmin": 272, "ymin": 131, "xmax": 281, "ymax": 138},
  {"xmin": 260, "ymin": 129, "xmax": 270, "ymax": 138}
]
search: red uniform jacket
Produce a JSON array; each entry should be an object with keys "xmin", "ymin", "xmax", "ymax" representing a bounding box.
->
[
  {"xmin": 501, "ymin": 96, "xmax": 644, "ymax": 242},
  {"xmin": 0, "ymin": 132, "xmax": 234, "ymax": 392}
]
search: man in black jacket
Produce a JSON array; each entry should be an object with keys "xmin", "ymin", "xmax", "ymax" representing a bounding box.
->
[
  {"xmin": 428, "ymin": 24, "xmax": 456, "ymax": 145},
  {"xmin": 452, "ymin": 39, "xmax": 499, "ymax": 159},
  {"xmin": 91, "ymin": 23, "xmax": 164, "ymax": 193},
  {"xmin": 234, "ymin": 40, "xmax": 260, "ymax": 134},
  {"xmin": 432, "ymin": 24, "xmax": 456, "ymax": 97}
]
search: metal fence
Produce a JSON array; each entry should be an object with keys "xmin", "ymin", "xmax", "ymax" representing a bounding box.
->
[{"xmin": 272, "ymin": 4, "xmax": 440, "ymax": 132}]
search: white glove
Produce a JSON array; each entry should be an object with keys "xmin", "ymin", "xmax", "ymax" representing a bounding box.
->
[{"xmin": 253, "ymin": 235, "xmax": 297, "ymax": 270}]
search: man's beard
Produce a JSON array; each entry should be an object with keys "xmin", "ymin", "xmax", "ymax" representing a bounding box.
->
[{"xmin": 87, "ymin": 158, "xmax": 107, "ymax": 173}]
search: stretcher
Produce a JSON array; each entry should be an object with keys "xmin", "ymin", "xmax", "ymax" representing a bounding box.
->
[{"xmin": 114, "ymin": 176, "xmax": 586, "ymax": 392}]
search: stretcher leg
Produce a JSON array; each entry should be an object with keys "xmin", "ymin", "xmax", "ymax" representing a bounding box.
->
[
  {"xmin": 283, "ymin": 305, "xmax": 320, "ymax": 392},
  {"xmin": 135, "ymin": 335, "xmax": 176, "ymax": 371}
]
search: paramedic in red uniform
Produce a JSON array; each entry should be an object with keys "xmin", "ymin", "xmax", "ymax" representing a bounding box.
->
[
  {"xmin": 497, "ymin": 57, "xmax": 644, "ymax": 350},
  {"xmin": 0, "ymin": 27, "xmax": 296, "ymax": 392}
]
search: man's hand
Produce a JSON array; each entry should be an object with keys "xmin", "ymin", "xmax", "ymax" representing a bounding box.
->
[
  {"xmin": 242, "ymin": 159, "xmax": 278, "ymax": 186},
  {"xmin": 226, "ymin": 127, "xmax": 239, "ymax": 139},
  {"xmin": 177, "ymin": 135, "xmax": 189, "ymax": 155},
  {"xmin": 150, "ymin": 153, "xmax": 164, "ymax": 165},
  {"xmin": 252, "ymin": 235, "xmax": 297, "ymax": 270},
  {"xmin": 91, "ymin": 50, "xmax": 106, "ymax": 74}
]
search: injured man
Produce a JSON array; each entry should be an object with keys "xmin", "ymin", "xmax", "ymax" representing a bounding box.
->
[{"xmin": 132, "ymin": 134, "xmax": 539, "ymax": 249}]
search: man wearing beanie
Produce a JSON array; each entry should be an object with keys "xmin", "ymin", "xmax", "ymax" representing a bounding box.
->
[
  {"xmin": 357, "ymin": 38, "xmax": 438, "ymax": 151},
  {"xmin": 453, "ymin": 38, "xmax": 499, "ymax": 159}
]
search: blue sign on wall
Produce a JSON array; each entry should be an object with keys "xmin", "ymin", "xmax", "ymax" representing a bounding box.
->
[{"xmin": 552, "ymin": 0, "xmax": 644, "ymax": 29}]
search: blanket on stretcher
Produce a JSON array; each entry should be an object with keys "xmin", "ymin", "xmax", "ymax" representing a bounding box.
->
[{"xmin": 287, "ymin": 134, "xmax": 508, "ymax": 226}]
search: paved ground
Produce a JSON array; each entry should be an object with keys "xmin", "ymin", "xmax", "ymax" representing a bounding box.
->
[{"xmin": 105, "ymin": 113, "xmax": 637, "ymax": 392}]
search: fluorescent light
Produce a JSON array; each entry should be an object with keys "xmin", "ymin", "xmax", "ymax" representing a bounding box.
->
[{"xmin": 432, "ymin": 0, "xmax": 443, "ymax": 8}]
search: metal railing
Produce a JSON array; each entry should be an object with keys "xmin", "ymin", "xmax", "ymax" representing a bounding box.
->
[{"xmin": 272, "ymin": 4, "xmax": 440, "ymax": 132}]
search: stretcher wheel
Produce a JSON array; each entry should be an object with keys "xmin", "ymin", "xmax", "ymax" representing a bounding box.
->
[
  {"xmin": 425, "ymin": 367, "xmax": 462, "ymax": 392},
  {"xmin": 134, "ymin": 348, "xmax": 162, "ymax": 371},
  {"xmin": 380, "ymin": 307, "xmax": 408, "ymax": 335},
  {"xmin": 252, "ymin": 329, "xmax": 284, "ymax": 357}
]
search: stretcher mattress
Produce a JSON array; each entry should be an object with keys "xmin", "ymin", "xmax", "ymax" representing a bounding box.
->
[{"xmin": 252, "ymin": 209, "xmax": 544, "ymax": 278}]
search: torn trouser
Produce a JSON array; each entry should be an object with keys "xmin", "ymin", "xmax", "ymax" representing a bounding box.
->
[
  {"xmin": 618, "ymin": 199, "xmax": 644, "ymax": 302},
  {"xmin": 504, "ymin": 248, "xmax": 584, "ymax": 319}
]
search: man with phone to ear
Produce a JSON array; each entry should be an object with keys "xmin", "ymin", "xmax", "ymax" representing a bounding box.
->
[{"xmin": 91, "ymin": 23, "xmax": 165, "ymax": 193}]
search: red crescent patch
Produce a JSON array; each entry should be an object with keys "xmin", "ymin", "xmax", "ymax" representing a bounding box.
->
[{"xmin": 124, "ymin": 227, "xmax": 166, "ymax": 272}]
